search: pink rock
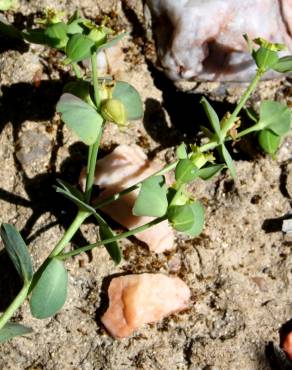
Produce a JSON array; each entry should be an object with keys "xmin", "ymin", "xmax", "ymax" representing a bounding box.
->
[
  {"xmin": 101, "ymin": 273, "xmax": 191, "ymax": 338},
  {"xmin": 145, "ymin": 0, "xmax": 292, "ymax": 81},
  {"xmin": 80, "ymin": 145, "xmax": 174, "ymax": 253}
]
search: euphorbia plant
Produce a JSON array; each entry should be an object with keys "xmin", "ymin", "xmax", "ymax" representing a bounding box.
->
[{"xmin": 0, "ymin": 11, "xmax": 291, "ymax": 342}]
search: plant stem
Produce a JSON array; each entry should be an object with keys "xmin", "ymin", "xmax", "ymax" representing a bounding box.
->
[
  {"xmin": 72, "ymin": 63, "xmax": 82, "ymax": 79},
  {"xmin": 49, "ymin": 210, "xmax": 90, "ymax": 257},
  {"xmin": 84, "ymin": 50, "xmax": 103, "ymax": 202},
  {"xmin": 0, "ymin": 283, "xmax": 31, "ymax": 331},
  {"xmin": 85, "ymin": 131, "xmax": 102, "ymax": 202},
  {"xmin": 220, "ymin": 69, "xmax": 263, "ymax": 138},
  {"xmin": 91, "ymin": 50, "xmax": 100, "ymax": 109},
  {"xmin": 59, "ymin": 216, "xmax": 167, "ymax": 259}
]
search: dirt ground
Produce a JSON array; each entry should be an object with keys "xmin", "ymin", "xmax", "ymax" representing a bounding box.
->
[{"xmin": 0, "ymin": 1, "xmax": 292, "ymax": 369}]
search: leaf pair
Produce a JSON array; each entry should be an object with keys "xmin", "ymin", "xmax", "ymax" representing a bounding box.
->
[{"xmin": 56, "ymin": 80, "xmax": 143, "ymax": 145}]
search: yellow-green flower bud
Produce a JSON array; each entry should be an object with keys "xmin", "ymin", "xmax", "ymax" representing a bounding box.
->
[
  {"xmin": 101, "ymin": 99, "xmax": 127, "ymax": 126},
  {"xmin": 190, "ymin": 151, "xmax": 215, "ymax": 169}
]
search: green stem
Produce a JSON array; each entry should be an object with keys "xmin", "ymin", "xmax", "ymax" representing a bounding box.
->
[
  {"xmin": 72, "ymin": 63, "xmax": 82, "ymax": 79},
  {"xmin": 85, "ymin": 131, "xmax": 102, "ymax": 202},
  {"xmin": 236, "ymin": 125, "xmax": 259, "ymax": 138},
  {"xmin": 49, "ymin": 210, "xmax": 90, "ymax": 257},
  {"xmin": 93, "ymin": 161, "xmax": 178, "ymax": 210},
  {"xmin": 91, "ymin": 50, "xmax": 100, "ymax": 109},
  {"xmin": 221, "ymin": 69, "xmax": 263, "ymax": 138},
  {"xmin": 0, "ymin": 283, "xmax": 31, "ymax": 331},
  {"xmin": 84, "ymin": 50, "xmax": 103, "ymax": 202},
  {"xmin": 59, "ymin": 216, "xmax": 167, "ymax": 259}
]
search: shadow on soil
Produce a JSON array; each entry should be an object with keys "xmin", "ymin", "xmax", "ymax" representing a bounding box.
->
[{"xmin": 0, "ymin": 80, "xmax": 92, "ymax": 311}]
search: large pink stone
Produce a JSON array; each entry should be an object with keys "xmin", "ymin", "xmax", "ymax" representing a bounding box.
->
[
  {"xmin": 101, "ymin": 273, "xmax": 191, "ymax": 338},
  {"xmin": 145, "ymin": 0, "xmax": 292, "ymax": 81},
  {"xmin": 80, "ymin": 145, "xmax": 174, "ymax": 253}
]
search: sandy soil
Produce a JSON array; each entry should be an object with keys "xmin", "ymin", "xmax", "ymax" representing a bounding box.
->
[{"xmin": 0, "ymin": 1, "xmax": 292, "ymax": 369}]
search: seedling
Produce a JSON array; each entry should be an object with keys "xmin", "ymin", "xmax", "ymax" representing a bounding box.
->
[{"xmin": 0, "ymin": 11, "xmax": 291, "ymax": 342}]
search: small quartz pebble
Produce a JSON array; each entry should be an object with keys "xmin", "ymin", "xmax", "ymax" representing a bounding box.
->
[
  {"xmin": 80, "ymin": 145, "xmax": 174, "ymax": 253},
  {"xmin": 101, "ymin": 273, "xmax": 191, "ymax": 338},
  {"xmin": 283, "ymin": 332, "xmax": 292, "ymax": 361}
]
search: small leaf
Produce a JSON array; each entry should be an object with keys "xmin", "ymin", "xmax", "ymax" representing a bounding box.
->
[
  {"xmin": 97, "ymin": 32, "xmax": 127, "ymax": 51},
  {"xmin": 175, "ymin": 159, "xmax": 198, "ymax": 184},
  {"xmin": 258, "ymin": 100, "xmax": 291, "ymax": 136},
  {"xmin": 168, "ymin": 202, "xmax": 205, "ymax": 236},
  {"xmin": 220, "ymin": 144, "xmax": 236, "ymax": 179},
  {"xmin": 112, "ymin": 81, "xmax": 143, "ymax": 121},
  {"xmin": 200, "ymin": 97, "xmax": 221, "ymax": 141},
  {"xmin": 133, "ymin": 176, "xmax": 168, "ymax": 217},
  {"xmin": 94, "ymin": 212, "xmax": 122, "ymax": 264},
  {"xmin": 55, "ymin": 186, "xmax": 94, "ymax": 213},
  {"xmin": 168, "ymin": 204, "xmax": 194, "ymax": 232},
  {"xmin": 272, "ymin": 55, "xmax": 292, "ymax": 73},
  {"xmin": 56, "ymin": 179, "xmax": 85, "ymax": 202},
  {"xmin": 30, "ymin": 259, "xmax": 68, "ymax": 319},
  {"xmin": 44, "ymin": 22, "xmax": 68, "ymax": 49},
  {"xmin": 184, "ymin": 201, "xmax": 205, "ymax": 237},
  {"xmin": 66, "ymin": 34, "xmax": 95, "ymax": 63},
  {"xmin": 56, "ymin": 93, "xmax": 103, "ymax": 145},
  {"xmin": 0, "ymin": 322, "xmax": 32, "ymax": 343},
  {"xmin": 258, "ymin": 129, "xmax": 281, "ymax": 155},
  {"xmin": 244, "ymin": 107, "xmax": 258, "ymax": 123},
  {"xmin": 197, "ymin": 164, "xmax": 225, "ymax": 180},
  {"xmin": 0, "ymin": 224, "xmax": 33, "ymax": 284},
  {"xmin": 176, "ymin": 143, "xmax": 188, "ymax": 159},
  {"xmin": 252, "ymin": 47, "xmax": 279, "ymax": 70},
  {"xmin": 66, "ymin": 18, "xmax": 87, "ymax": 35}
]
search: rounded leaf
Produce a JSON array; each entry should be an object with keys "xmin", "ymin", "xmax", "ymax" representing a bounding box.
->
[
  {"xmin": 258, "ymin": 129, "xmax": 281, "ymax": 155},
  {"xmin": 175, "ymin": 159, "xmax": 198, "ymax": 184},
  {"xmin": 168, "ymin": 204, "xmax": 194, "ymax": 232},
  {"xmin": 133, "ymin": 176, "xmax": 168, "ymax": 217},
  {"xmin": 112, "ymin": 81, "xmax": 143, "ymax": 121},
  {"xmin": 30, "ymin": 259, "xmax": 68, "ymax": 319},
  {"xmin": 66, "ymin": 34, "xmax": 95, "ymax": 63},
  {"xmin": 56, "ymin": 93, "xmax": 103, "ymax": 145}
]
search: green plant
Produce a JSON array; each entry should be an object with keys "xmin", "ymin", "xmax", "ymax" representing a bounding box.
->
[{"xmin": 0, "ymin": 12, "xmax": 291, "ymax": 342}]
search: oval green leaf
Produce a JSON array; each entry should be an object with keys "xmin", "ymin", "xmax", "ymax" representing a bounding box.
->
[
  {"xmin": 198, "ymin": 163, "xmax": 225, "ymax": 180},
  {"xmin": 220, "ymin": 144, "xmax": 236, "ymax": 179},
  {"xmin": 258, "ymin": 129, "xmax": 281, "ymax": 155},
  {"xmin": 258, "ymin": 100, "xmax": 291, "ymax": 136},
  {"xmin": 0, "ymin": 224, "xmax": 33, "ymax": 284},
  {"xmin": 176, "ymin": 143, "xmax": 188, "ymax": 159},
  {"xmin": 0, "ymin": 322, "xmax": 32, "ymax": 343},
  {"xmin": 112, "ymin": 81, "xmax": 143, "ymax": 121},
  {"xmin": 175, "ymin": 158, "xmax": 198, "ymax": 184},
  {"xmin": 252, "ymin": 47, "xmax": 279, "ymax": 70},
  {"xmin": 30, "ymin": 259, "xmax": 68, "ymax": 319},
  {"xmin": 44, "ymin": 22, "xmax": 68, "ymax": 49},
  {"xmin": 133, "ymin": 175, "xmax": 168, "ymax": 217},
  {"xmin": 56, "ymin": 93, "xmax": 103, "ymax": 145},
  {"xmin": 185, "ymin": 201, "xmax": 205, "ymax": 237},
  {"xmin": 200, "ymin": 97, "xmax": 221, "ymax": 140},
  {"xmin": 272, "ymin": 55, "xmax": 292, "ymax": 73},
  {"xmin": 167, "ymin": 204, "xmax": 195, "ymax": 232},
  {"xmin": 66, "ymin": 34, "xmax": 95, "ymax": 63}
]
